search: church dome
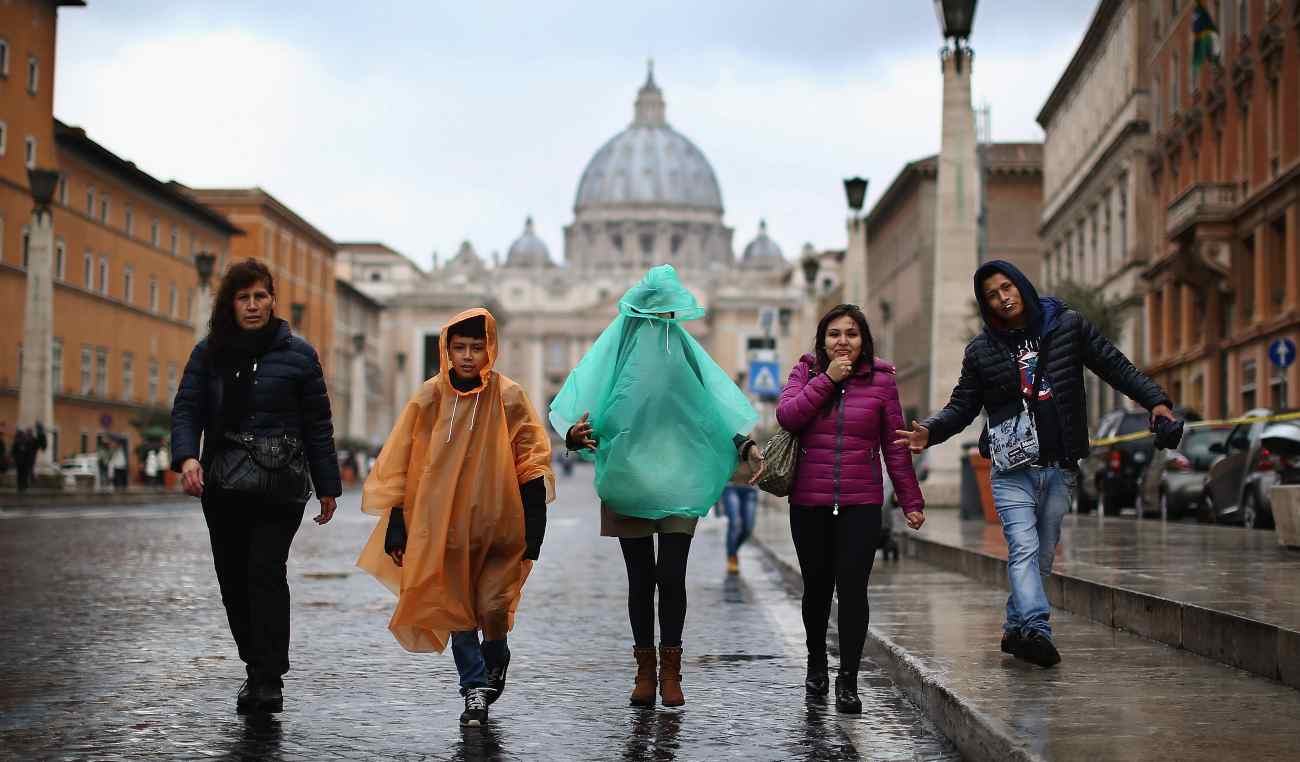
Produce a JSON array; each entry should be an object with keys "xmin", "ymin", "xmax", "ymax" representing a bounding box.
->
[
  {"xmin": 740, "ymin": 219, "xmax": 785, "ymax": 269},
  {"xmin": 504, "ymin": 217, "xmax": 554, "ymax": 268},
  {"xmin": 574, "ymin": 64, "xmax": 723, "ymax": 212}
]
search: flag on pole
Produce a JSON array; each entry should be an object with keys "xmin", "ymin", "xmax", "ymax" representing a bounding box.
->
[{"xmin": 1192, "ymin": 3, "xmax": 1221, "ymax": 82}]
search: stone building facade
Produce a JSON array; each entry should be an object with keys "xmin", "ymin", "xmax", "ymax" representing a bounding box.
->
[
  {"xmin": 1038, "ymin": 0, "xmax": 1158, "ymax": 427},
  {"xmin": 1142, "ymin": 0, "xmax": 1300, "ymax": 419},
  {"xmin": 861, "ymin": 144, "xmax": 1043, "ymax": 423},
  {"xmin": 332, "ymin": 278, "xmax": 386, "ymax": 448}
]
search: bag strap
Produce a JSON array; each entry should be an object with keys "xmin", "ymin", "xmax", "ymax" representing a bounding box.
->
[{"xmin": 1027, "ymin": 330, "xmax": 1054, "ymax": 412}]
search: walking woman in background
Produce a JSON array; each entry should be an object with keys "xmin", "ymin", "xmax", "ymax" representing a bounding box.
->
[
  {"xmin": 776, "ymin": 304, "xmax": 925, "ymax": 714},
  {"xmin": 171, "ymin": 258, "xmax": 341, "ymax": 714},
  {"xmin": 551, "ymin": 265, "xmax": 763, "ymax": 709}
]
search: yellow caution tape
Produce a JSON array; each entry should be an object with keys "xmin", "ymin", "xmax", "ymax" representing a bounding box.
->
[{"xmin": 1087, "ymin": 410, "xmax": 1300, "ymax": 447}]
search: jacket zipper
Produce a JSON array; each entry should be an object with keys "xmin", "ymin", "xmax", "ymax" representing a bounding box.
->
[{"xmin": 833, "ymin": 385, "xmax": 846, "ymax": 515}]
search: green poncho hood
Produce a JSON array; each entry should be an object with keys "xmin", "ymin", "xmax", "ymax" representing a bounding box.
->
[{"xmin": 550, "ymin": 265, "xmax": 757, "ymax": 520}]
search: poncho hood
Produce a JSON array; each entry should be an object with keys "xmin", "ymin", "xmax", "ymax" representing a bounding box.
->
[
  {"xmin": 440, "ymin": 307, "xmax": 498, "ymax": 396},
  {"xmin": 618, "ymin": 264, "xmax": 706, "ymax": 322}
]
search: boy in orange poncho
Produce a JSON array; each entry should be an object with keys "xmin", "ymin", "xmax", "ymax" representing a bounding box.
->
[{"xmin": 357, "ymin": 308, "xmax": 554, "ymax": 727}]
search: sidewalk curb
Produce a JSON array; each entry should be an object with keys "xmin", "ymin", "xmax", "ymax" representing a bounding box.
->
[{"xmin": 754, "ymin": 537, "xmax": 1045, "ymax": 762}]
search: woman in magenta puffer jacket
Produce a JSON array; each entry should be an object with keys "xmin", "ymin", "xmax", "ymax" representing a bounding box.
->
[{"xmin": 776, "ymin": 304, "xmax": 925, "ymax": 714}]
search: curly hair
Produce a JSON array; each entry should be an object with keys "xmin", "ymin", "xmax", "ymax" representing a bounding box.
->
[{"xmin": 207, "ymin": 258, "xmax": 276, "ymax": 352}]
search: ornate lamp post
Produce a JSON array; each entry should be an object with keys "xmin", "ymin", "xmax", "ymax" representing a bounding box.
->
[
  {"xmin": 290, "ymin": 302, "xmax": 306, "ymax": 328},
  {"xmin": 840, "ymin": 177, "xmax": 870, "ymax": 307},
  {"xmin": 349, "ymin": 333, "xmax": 367, "ymax": 442},
  {"xmin": 191, "ymin": 251, "xmax": 217, "ymax": 343},
  {"xmin": 927, "ymin": 0, "xmax": 982, "ymax": 504},
  {"xmin": 18, "ymin": 168, "xmax": 61, "ymax": 472}
]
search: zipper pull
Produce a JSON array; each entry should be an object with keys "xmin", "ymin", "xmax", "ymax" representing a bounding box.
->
[{"xmin": 833, "ymin": 503, "xmax": 839, "ymax": 516}]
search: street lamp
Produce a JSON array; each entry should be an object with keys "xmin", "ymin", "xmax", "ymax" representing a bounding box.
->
[
  {"xmin": 291, "ymin": 302, "xmax": 305, "ymax": 326},
  {"xmin": 194, "ymin": 251, "xmax": 216, "ymax": 287},
  {"xmin": 27, "ymin": 168, "xmax": 59, "ymax": 216},
  {"xmin": 934, "ymin": 0, "xmax": 978, "ymax": 70},
  {"xmin": 352, "ymin": 333, "xmax": 366, "ymax": 353},
  {"xmin": 800, "ymin": 252, "xmax": 821, "ymax": 291},
  {"xmin": 842, "ymin": 177, "xmax": 868, "ymax": 215}
]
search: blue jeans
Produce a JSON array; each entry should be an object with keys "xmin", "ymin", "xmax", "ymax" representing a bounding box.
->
[
  {"xmin": 450, "ymin": 631, "xmax": 508, "ymax": 695},
  {"xmin": 721, "ymin": 485, "xmax": 757, "ymax": 557},
  {"xmin": 989, "ymin": 466, "xmax": 1074, "ymax": 638}
]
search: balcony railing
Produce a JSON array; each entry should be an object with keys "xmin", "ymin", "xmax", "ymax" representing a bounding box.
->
[{"xmin": 1166, "ymin": 182, "xmax": 1238, "ymax": 239}]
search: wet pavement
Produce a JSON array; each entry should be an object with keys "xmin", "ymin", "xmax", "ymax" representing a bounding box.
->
[
  {"xmin": 753, "ymin": 501, "xmax": 1300, "ymax": 761},
  {"xmin": 0, "ymin": 467, "xmax": 957, "ymax": 760}
]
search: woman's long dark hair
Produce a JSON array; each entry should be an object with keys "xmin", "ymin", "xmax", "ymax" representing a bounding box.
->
[
  {"xmin": 813, "ymin": 304, "xmax": 875, "ymax": 376},
  {"xmin": 206, "ymin": 258, "xmax": 276, "ymax": 355}
]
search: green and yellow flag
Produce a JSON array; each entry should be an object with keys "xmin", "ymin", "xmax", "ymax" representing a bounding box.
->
[{"xmin": 1192, "ymin": 3, "xmax": 1221, "ymax": 81}]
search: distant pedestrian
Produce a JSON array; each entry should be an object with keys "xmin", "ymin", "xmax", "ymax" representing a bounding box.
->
[
  {"xmin": 778, "ymin": 304, "xmax": 925, "ymax": 714},
  {"xmin": 357, "ymin": 309, "xmax": 553, "ymax": 728},
  {"xmin": 718, "ymin": 474, "xmax": 758, "ymax": 575},
  {"xmin": 551, "ymin": 265, "xmax": 763, "ymax": 709},
  {"xmin": 157, "ymin": 445, "xmax": 170, "ymax": 486},
  {"xmin": 895, "ymin": 261, "xmax": 1173, "ymax": 669},
  {"xmin": 12, "ymin": 429, "xmax": 34, "ymax": 492},
  {"xmin": 171, "ymin": 257, "xmax": 341, "ymax": 715},
  {"xmin": 144, "ymin": 450, "xmax": 160, "ymax": 486},
  {"xmin": 109, "ymin": 444, "xmax": 127, "ymax": 489}
]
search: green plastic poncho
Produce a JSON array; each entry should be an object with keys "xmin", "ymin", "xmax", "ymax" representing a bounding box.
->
[{"xmin": 549, "ymin": 265, "xmax": 758, "ymax": 520}]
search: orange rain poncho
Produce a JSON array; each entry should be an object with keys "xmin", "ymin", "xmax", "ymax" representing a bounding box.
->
[{"xmin": 356, "ymin": 308, "xmax": 555, "ymax": 653}]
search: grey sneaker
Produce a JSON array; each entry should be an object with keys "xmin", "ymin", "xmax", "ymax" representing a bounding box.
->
[{"xmin": 459, "ymin": 688, "xmax": 490, "ymax": 727}]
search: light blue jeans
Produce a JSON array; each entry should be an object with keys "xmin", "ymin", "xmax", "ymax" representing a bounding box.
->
[
  {"xmin": 721, "ymin": 485, "xmax": 757, "ymax": 557},
  {"xmin": 989, "ymin": 466, "xmax": 1074, "ymax": 638},
  {"xmin": 450, "ymin": 630, "xmax": 508, "ymax": 695}
]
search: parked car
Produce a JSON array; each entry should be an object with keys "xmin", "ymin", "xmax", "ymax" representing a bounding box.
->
[
  {"xmin": 1136, "ymin": 423, "xmax": 1232, "ymax": 519},
  {"xmin": 1077, "ymin": 406, "xmax": 1200, "ymax": 515},
  {"xmin": 1202, "ymin": 408, "xmax": 1299, "ymax": 528},
  {"xmin": 59, "ymin": 454, "xmax": 99, "ymax": 489}
]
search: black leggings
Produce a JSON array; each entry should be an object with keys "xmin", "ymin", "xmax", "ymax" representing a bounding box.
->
[
  {"xmin": 619, "ymin": 533, "xmax": 693, "ymax": 648},
  {"xmin": 789, "ymin": 504, "xmax": 881, "ymax": 674}
]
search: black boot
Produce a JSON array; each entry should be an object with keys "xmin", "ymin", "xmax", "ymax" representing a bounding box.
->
[
  {"xmin": 834, "ymin": 671, "xmax": 862, "ymax": 714},
  {"xmin": 254, "ymin": 677, "xmax": 284, "ymax": 713},
  {"xmin": 483, "ymin": 643, "xmax": 511, "ymax": 706},
  {"xmin": 804, "ymin": 653, "xmax": 829, "ymax": 696},
  {"xmin": 236, "ymin": 679, "xmax": 258, "ymax": 713}
]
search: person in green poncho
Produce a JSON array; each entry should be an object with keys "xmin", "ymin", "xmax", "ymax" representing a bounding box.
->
[{"xmin": 550, "ymin": 264, "xmax": 764, "ymax": 709}]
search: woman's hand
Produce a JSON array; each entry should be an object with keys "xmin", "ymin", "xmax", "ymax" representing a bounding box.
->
[
  {"xmin": 904, "ymin": 512, "xmax": 925, "ymax": 530},
  {"xmin": 826, "ymin": 356, "xmax": 854, "ymax": 383},
  {"xmin": 314, "ymin": 496, "xmax": 336, "ymax": 525},
  {"xmin": 181, "ymin": 458, "xmax": 204, "ymax": 497},
  {"xmin": 745, "ymin": 443, "xmax": 766, "ymax": 485},
  {"xmin": 893, "ymin": 420, "xmax": 930, "ymax": 454},
  {"xmin": 567, "ymin": 411, "xmax": 597, "ymax": 451}
]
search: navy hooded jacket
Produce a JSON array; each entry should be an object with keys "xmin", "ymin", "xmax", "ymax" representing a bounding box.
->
[{"xmin": 921, "ymin": 260, "xmax": 1170, "ymax": 463}]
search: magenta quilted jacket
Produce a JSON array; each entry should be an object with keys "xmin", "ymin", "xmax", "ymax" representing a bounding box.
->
[{"xmin": 776, "ymin": 354, "xmax": 924, "ymax": 513}]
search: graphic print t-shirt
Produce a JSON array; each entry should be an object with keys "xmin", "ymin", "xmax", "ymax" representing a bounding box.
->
[{"xmin": 1008, "ymin": 330, "xmax": 1064, "ymax": 464}]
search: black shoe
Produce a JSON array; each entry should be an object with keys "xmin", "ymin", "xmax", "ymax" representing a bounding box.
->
[
  {"xmin": 460, "ymin": 688, "xmax": 490, "ymax": 727},
  {"xmin": 1000, "ymin": 629, "xmax": 1023, "ymax": 656},
  {"xmin": 805, "ymin": 654, "xmax": 830, "ymax": 696},
  {"xmin": 254, "ymin": 680, "xmax": 284, "ymax": 713},
  {"xmin": 485, "ymin": 647, "xmax": 511, "ymax": 706},
  {"xmin": 1018, "ymin": 631, "xmax": 1061, "ymax": 668},
  {"xmin": 834, "ymin": 671, "xmax": 862, "ymax": 714},
  {"xmin": 236, "ymin": 679, "xmax": 258, "ymax": 713}
]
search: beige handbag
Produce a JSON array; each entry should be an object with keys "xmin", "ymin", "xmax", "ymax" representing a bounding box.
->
[{"xmin": 755, "ymin": 429, "xmax": 799, "ymax": 497}]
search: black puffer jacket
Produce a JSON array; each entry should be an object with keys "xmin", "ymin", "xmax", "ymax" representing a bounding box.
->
[
  {"xmin": 922, "ymin": 260, "xmax": 1169, "ymax": 463},
  {"xmin": 170, "ymin": 320, "xmax": 342, "ymax": 498}
]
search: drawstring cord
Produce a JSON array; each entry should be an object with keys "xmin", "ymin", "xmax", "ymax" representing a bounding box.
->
[
  {"xmin": 446, "ymin": 395, "xmax": 460, "ymax": 443},
  {"xmin": 469, "ymin": 393, "xmax": 480, "ymax": 432}
]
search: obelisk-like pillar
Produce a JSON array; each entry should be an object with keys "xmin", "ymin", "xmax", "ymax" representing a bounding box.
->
[
  {"xmin": 349, "ymin": 334, "xmax": 367, "ymax": 442},
  {"xmin": 18, "ymin": 171, "xmax": 59, "ymax": 472},
  {"xmin": 926, "ymin": 45, "xmax": 983, "ymax": 504}
]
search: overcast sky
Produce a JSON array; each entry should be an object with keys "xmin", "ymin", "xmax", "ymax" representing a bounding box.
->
[{"xmin": 54, "ymin": 1, "xmax": 1096, "ymax": 270}]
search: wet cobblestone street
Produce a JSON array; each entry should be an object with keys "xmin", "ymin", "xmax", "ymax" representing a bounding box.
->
[{"xmin": 0, "ymin": 469, "xmax": 957, "ymax": 760}]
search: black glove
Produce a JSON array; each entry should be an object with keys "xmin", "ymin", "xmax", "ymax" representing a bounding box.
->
[
  {"xmin": 1151, "ymin": 417, "xmax": 1185, "ymax": 450},
  {"xmin": 520, "ymin": 477, "xmax": 547, "ymax": 561},
  {"xmin": 384, "ymin": 506, "xmax": 407, "ymax": 556}
]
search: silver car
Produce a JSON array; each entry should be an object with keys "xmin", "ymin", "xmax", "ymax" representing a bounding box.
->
[{"xmin": 1202, "ymin": 408, "xmax": 1297, "ymax": 528}]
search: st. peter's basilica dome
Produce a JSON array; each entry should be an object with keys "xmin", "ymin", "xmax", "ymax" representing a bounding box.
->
[{"xmin": 504, "ymin": 216, "xmax": 554, "ymax": 268}]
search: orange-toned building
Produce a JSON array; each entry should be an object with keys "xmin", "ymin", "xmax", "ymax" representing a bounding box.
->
[
  {"xmin": 1143, "ymin": 0, "xmax": 1299, "ymax": 417},
  {"xmin": 182, "ymin": 187, "xmax": 337, "ymax": 380},
  {"xmin": 1, "ymin": 0, "xmax": 241, "ymax": 462}
]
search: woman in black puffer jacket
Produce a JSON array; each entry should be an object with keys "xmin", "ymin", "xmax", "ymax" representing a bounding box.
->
[{"xmin": 170, "ymin": 257, "xmax": 341, "ymax": 715}]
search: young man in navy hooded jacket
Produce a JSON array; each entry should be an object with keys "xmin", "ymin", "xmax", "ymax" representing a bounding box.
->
[{"xmin": 895, "ymin": 261, "xmax": 1174, "ymax": 667}]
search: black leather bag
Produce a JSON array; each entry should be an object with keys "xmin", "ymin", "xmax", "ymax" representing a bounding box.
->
[{"xmin": 210, "ymin": 431, "xmax": 312, "ymax": 504}]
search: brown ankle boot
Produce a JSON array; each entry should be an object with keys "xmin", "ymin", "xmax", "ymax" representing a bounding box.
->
[
  {"xmin": 630, "ymin": 647, "xmax": 657, "ymax": 706},
  {"xmin": 658, "ymin": 646, "xmax": 684, "ymax": 707}
]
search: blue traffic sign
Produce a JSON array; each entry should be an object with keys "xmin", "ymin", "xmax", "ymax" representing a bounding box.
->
[
  {"xmin": 1269, "ymin": 338, "xmax": 1296, "ymax": 369},
  {"xmin": 748, "ymin": 360, "xmax": 782, "ymax": 399}
]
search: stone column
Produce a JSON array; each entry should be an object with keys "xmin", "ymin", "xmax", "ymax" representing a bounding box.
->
[
  {"xmin": 1254, "ymin": 228, "xmax": 1269, "ymax": 323},
  {"xmin": 925, "ymin": 47, "xmax": 983, "ymax": 504},
  {"xmin": 842, "ymin": 217, "xmax": 868, "ymax": 307},
  {"xmin": 1180, "ymin": 283, "xmax": 1196, "ymax": 352},
  {"xmin": 349, "ymin": 334, "xmax": 367, "ymax": 442},
  {"xmin": 18, "ymin": 176, "xmax": 57, "ymax": 472},
  {"xmin": 1286, "ymin": 204, "xmax": 1299, "ymax": 313}
]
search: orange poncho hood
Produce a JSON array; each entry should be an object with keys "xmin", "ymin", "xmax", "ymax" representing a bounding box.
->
[{"xmin": 357, "ymin": 308, "xmax": 554, "ymax": 652}]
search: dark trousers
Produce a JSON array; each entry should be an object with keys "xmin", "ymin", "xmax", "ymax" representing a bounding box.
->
[
  {"xmin": 16, "ymin": 461, "xmax": 32, "ymax": 491},
  {"xmin": 619, "ymin": 534, "xmax": 693, "ymax": 648},
  {"xmin": 202, "ymin": 487, "xmax": 306, "ymax": 685},
  {"xmin": 789, "ymin": 504, "xmax": 881, "ymax": 675}
]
